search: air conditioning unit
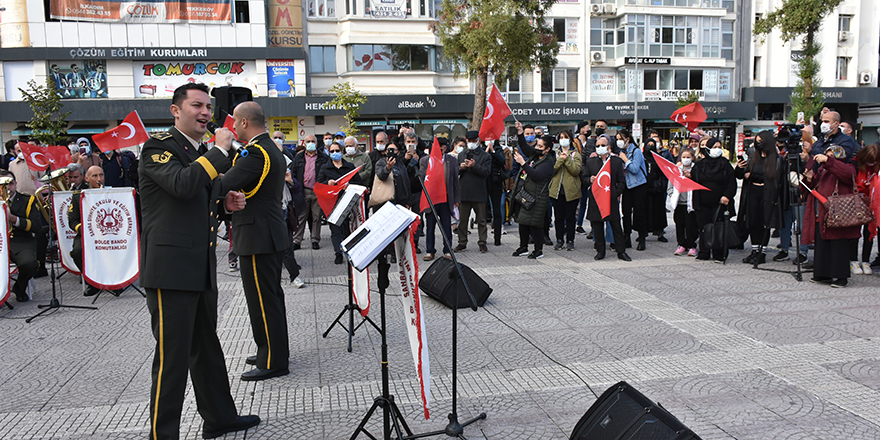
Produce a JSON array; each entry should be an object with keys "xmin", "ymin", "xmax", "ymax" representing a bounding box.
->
[
  {"xmin": 859, "ymin": 71, "xmax": 873, "ymax": 85},
  {"xmin": 604, "ymin": 3, "xmax": 617, "ymax": 14},
  {"xmin": 590, "ymin": 4, "xmax": 602, "ymax": 15},
  {"xmin": 838, "ymin": 31, "xmax": 851, "ymax": 42},
  {"xmin": 590, "ymin": 51, "xmax": 606, "ymax": 64}
]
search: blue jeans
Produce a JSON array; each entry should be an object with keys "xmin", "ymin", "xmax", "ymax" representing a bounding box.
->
[
  {"xmin": 576, "ymin": 191, "xmax": 589, "ymax": 227},
  {"xmin": 591, "ymin": 221, "xmax": 615, "ymax": 244}
]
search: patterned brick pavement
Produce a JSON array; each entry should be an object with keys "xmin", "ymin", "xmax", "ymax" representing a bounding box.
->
[{"xmin": 0, "ymin": 225, "xmax": 879, "ymax": 439}]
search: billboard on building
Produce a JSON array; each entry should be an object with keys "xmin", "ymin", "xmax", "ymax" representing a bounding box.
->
[
  {"xmin": 49, "ymin": 0, "xmax": 232, "ymax": 23},
  {"xmin": 268, "ymin": 0, "xmax": 303, "ymax": 47},
  {"xmin": 133, "ymin": 60, "xmax": 257, "ymax": 98},
  {"xmin": 267, "ymin": 60, "xmax": 296, "ymax": 97},
  {"xmin": 268, "ymin": 117, "xmax": 299, "ymax": 142},
  {"xmin": 367, "ymin": 0, "xmax": 407, "ymax": 18},
  {"xmin": 0, "ymin": 0, "xmax": 30, "ymax": 48},
  {"xmin": 48, "ymin": 60, "xmax": 109, "ymax": 99}
]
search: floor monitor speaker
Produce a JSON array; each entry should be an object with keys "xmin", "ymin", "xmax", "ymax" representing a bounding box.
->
[{"xmin": 418, "ymin": 258, "xmax": 492, "ymax": 309}]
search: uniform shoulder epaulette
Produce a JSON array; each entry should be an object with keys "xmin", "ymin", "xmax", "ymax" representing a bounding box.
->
[{"xmin": 151, "ymin": 132, "xmax": 173, "ymax": 141}]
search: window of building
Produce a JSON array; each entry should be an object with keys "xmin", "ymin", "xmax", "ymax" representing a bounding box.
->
[
  {"xmin": 392, "ymin": 45, "xmax": 431, "ymax": 70},
  {"xmin": 310, "ymin": 46, "xmax": 337, "ymax": 73},
  {"xmin": 234, "ymin": 1, "xmax": 250, "ymax": 23},
  {"xmin": 541, "ymin": 68, "xmax": 578, "ymax": 102},
  {"xmin": 554, "ymin": 18, "xmax": 579, "ymax": 53},
  {"xmin": 590, "ymin": 17, "xmax": 624, "ymax": 59},
  {"xmin": 505, "ymin": 72, "xmax": 535, "ymax": 103},
  {"xmin": 641, "ymin": 68, "xmax": 705, "ymax": 90},
  {"xmin": 347, "ymin": 45, "xmax": 438, "ymax": 71},
  {"xmin": 753, "ymin": 56, "xmax": 761, "ymax": 80},
  {"xmin": 838, "ymin": 15, "xmax": 852, "ymax": 33},
  {"xmin": 836, "ymin": 57, "xmax": 850, "ymax": 80},
  {"xmin": 309, "ymin": 0, "xmax": 336, "ymax": 17}
]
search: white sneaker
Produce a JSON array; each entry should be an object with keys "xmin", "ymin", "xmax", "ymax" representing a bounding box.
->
[
  {"xmin": 292, "ymin": 276, "xmax": 306, "ymax": 288},
  {"xmin": 850, "ymin": 261, "xmax": 863, "ymax": 275},
  {"xmin": 861, "ymin": 262, "xmax": 873, "ymax": 275}
]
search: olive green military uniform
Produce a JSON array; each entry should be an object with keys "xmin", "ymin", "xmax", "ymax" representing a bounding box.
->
[
  {"xmin": 218, "ymin": 132, "xmax": 290, "ymax": 371},
  {"xmin": 139, "ymin": 126, "xmax": 237, "ymax": 440}
]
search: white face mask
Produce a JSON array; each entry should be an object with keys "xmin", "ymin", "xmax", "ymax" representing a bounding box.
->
[
  {"xmin": 324, "ymin": 139, "xmax": 333, "ymax": 146},
  {"xmin": 17, "ymin": 152, "xmax": 24, "ymax": 160},
  {"xmin": 455, "ymin": 146, "xmax": 464, "ymax": 154},
  {"xmin": 617, "ymin": 140, "xmax": 626, "ymax": 149},
  {"xmin": 375, "ymin": 143, "xmax": 386, "ymax": 151},
  {"xmin": 345, "ymin": 146, "xmax": 356, "ymax": 156},
  {"xmin": 559, "ymin": 138, "xmax": 570, "ymax": 148},
  {"xmin": 820, "ymin": 122, "xmax": 833, "ymax": 134},
  {"xmin": 306, "ymin": 142, "xmax": 317, "ymax": 152},
  {"xmin": 484, "ymin": 140, "xmax": 493, "ymax": 147},
  {"xmin": 709, "ymin": 147, "xmax": 723, "ymax": 158},
  {"xmin": 467, "ymin": 142, "xmax": 478, "ymax": 150},
  {"xmin": 274, "ymin": 138, "xmax": 283, "ymax": 145},
  {"xmin": 681, "ymin": 157, "xmax": 693, "ymax": 166},
  {"xmin": 595, "ymin": 146, "xmax": 608, "ymax": 156}
]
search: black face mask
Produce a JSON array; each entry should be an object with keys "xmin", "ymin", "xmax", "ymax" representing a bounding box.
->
[{"xmin": 595, "ymin": 127, "xmax": 606, "ymax": 136}]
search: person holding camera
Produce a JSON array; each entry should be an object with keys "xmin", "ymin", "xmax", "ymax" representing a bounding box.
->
[
  {"xmin": 455, "ymin": 131, "xmax": 491, "ymax": 253},
  {"xmin": 374, "ymin": 143, "xmax": 413, "ymax": 210},
  {"xmin": 511, "ymin": 134, "xmax": 555, "ymax": 259},
  {"xmin": 692, "ymin": 137, "xmax": 737, "ymax": 261},
  {"xmin": 735, "ymin": 131, "xmax": 780, "ymax": 265},
  {"xmin": 617, "ymin": 129, "xmax": 649, "ymax": 251}
]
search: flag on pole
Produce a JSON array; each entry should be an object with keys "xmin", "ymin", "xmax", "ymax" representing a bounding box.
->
[
  {"xmin": 650, "ymin": 151, "xmax": 708, "ymax": 193},
  {"xmin": 478, "ymin": 84, "xmax": 512, "ymax": 142},
  {"xmin": 420, "ymin": 137, "xmax": 447, "ymax": 212},
  {"xmin": 18, "ymin": 142, "xmax": 72, "ymax": 172},
  {"xmin": 591, "ymin": 159, "xmax": 613, "ymax": 219},
  {"xmin": 92, "ymin": 111, "xmax": 150, "ymax": 152},
  {"xmin": 670, "ymin": 102, "xmax": 707, "ymax": 133},
  {"xmin": 313, "ymin": 166, "xmax": 361, "ymax": 216}
]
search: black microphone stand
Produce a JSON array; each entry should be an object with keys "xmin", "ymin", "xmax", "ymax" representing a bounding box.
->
[{"xmin": 405, "ymin": 170, "xmax": 486, "ymax": 440}]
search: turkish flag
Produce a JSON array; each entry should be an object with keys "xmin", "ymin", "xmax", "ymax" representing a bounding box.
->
[
  {"xmin": 92, "ymin": 111, "xmax": 150, "ymax": 153},
  {"xmin": 591, "ymin": 159, "xmax": 613, "ymax": 219},
  {"xmin": 208, "ymin": 114, "xmax": 238, "ymax": 143},
  {"xmin": 420, "ymin": 137, "xmax": 447, "ymax": 212},
  {"xmin": 670, "ymin": 102, "xmax": 707, "ymax": 133},
  {"xmin": 868, "ymin": 174, "xmax": 880, "ymax": 240},
  {"xmin": 478, "ymin": 84, "xmax": 512, "ymax": 141},
  {"xmin": 18, "ymin": 142, "xmax": 72, "ymax": 172},
  {"xmin": 650, "ymin": 152, "xmax": 708, "ymax": 193},
  {"xmin": 314, "ymin": 166, "xmax": 361, "ymax": 216}
]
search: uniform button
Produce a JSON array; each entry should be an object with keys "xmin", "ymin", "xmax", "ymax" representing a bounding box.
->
[{"xmin": 211, "ymin": 227, "xmax": 214, "ymax": 231}]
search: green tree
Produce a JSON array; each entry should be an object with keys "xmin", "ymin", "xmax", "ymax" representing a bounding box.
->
[
  {"xmin": 753, "ymin": 0, "xmax": 843, "ymax": 122},
  {"xmin": 431, "ymin": 0, "xmax": 559, "ymax": 130},
  {"xmin": 325, "ymin": 82, "xmax": 367, "ymax": 137},
  {"xmin": 19, "ymin": 78, "xmax": 71, "ymax": 145},
  {"xmin": 676, "ymin": 90, "xmax": 701, "ymax": 108}
]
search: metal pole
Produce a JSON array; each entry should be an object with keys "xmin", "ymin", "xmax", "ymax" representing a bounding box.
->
[{"xmin": 634, "ymin": 53, "xmax": 639, "ymax": 145}]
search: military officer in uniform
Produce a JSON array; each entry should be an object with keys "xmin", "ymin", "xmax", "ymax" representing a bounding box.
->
[
  {"xmin": 68, "ymin": 166, "xmax": 106, "ymax": 296},
  {"xmin": 1, "ymin": 171, "xmax": 41, "ymax": 302},
  {"xmin": 217, "ymin": 101, "xmax": 291, "ymax": 381},
  {"xmin": 138, "ymin": 83, "xmax": 258, "ymax": 440}
]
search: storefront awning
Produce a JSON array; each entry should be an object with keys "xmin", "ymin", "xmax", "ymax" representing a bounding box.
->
[
  {"xmin": 67, "ymin": 125, "xmax": 109, "ymax": 135},
  {"xmin": 743, "ymin": 87, "xmax": 880, "ymax": 104},
  {"xmin": 11, "ymin": 126, "xmax": 31, "ymax": 136}
]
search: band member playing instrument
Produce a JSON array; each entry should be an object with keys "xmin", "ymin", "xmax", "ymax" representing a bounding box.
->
[
  {"xmin": 138, "ymin": 83, "xmax": 258, "ymax": 440},
  {"xmin": 0, "ymin": 171, "xmax": 41, "ymax": 302}
]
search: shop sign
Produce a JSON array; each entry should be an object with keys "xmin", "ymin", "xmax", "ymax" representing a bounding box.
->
[
  {"xmin": 267, "ymin": 60, "xmax": 296, "ymax": 97},
  {"xmin": 625, "ymin": 57, "xmax": 670, "ymax": 65},
  {"xmin": 590, "ymin": 71, "xmax": 615, "ymax": 96},
  {"xmin": 368, "ymin": 0, "xmax": 407, "ymax": 18},
  {"xmin": 269, "ymin": 117, "xmax": 299, "ymax": 141},
  {"xmin": 49, "ymin": 0, "xmax": 232, "ymax": 23},
  {"xmin": 133, "ymin": 60, "xmax": 257, "ymax": 98}
]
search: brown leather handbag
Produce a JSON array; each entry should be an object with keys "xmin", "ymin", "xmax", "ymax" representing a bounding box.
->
[{"xmin": 824, "ymin": 177, "xmax": 874, "ymax": 229}]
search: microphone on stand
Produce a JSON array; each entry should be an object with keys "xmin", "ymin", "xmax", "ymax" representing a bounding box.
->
[{"xmin": 206, "ymin": 121, "xmax": 242, "ymax": 153}]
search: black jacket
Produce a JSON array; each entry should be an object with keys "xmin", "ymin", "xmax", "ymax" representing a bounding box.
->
[
  {"xmin": 691, "ymin": 156, "xmax": 737, "ymax": 211},
  {"xmin": 318, "ymin": 158, "xmax": 363, "ymax": 187},
  {"xmin": 8, "ymin": 191, "xmax": 40, "ymax": 243},
  {"xmin": 457, "ymin": 148, "xmax": 491, "ymax": 203},
  {"xmin": 292, "ymin": 149, "xmax": 328, "ymax": 189},
  {"xmin": 584, "ymin": 156, "xmax": 625, "ymax": 221}
]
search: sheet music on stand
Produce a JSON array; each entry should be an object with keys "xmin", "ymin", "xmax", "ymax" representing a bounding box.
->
[
  {"xmin": 328, "ymin": 184, "xmax": 367, "ymax": 226},
  {"xmin": 342, "ymin": 202, "xmax": 418, "ymax": 271}
]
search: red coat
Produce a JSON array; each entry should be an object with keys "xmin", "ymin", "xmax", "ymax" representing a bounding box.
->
[{"xmin": 801, "ymin": 157, "xmax": 861, "ymax": 243}]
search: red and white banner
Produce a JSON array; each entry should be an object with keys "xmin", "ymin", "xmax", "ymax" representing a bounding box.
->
[
  {"xmin": 650, "ymin": 151, "xmax": 708, "ymax": 193},
  {"xmin": 81, "ymin": 188, "xmax": 140, "ymax": 289},
  {"xmin": 479, "ymin": 84, "xmax": 512, "ymax": 142},
  {"xmin": 18, "ymin": 142, "xmax": 73, "ymax": 172},
  {"xmin": 52, "ymin": 191, "xmax": 81, "ymax": 275},
  {"xmin": 394, "ymin": 220, "xmax": 430, "ymax": 419},
  {"xmin": 92, "ymin": 111, "xmax": 150, "ymax": 153},
  {"xmin": 0, "ymin": 203, "xmax": 10, "ymax": 307},
  {"xmin": 351, "ymin": 195, "xmax": 370, "ymax": 316},
  {"xmin": 420, "ymin": 137, "xmax": 446, "ymax": 212}
]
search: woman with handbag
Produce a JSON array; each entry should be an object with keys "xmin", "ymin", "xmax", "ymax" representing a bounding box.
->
[
  {"xmin": 691, "ymin": 137, "xmax": 737, "ymax": 262},
  {"xmin": 802, "ymin": 145, "xmax": 862, "ymax": 287},
  {"xmin": 734, "ymin": 130, "xmax": 780, "ymax": 265},
  {"xmin": 549, "ymin": 130, "xmax": 582, "ymax": 251},
  {"xmin": 511, "ymin": 135, "xmax": 555, "ymax": 259},
  {"xmin": 644, "ymin": 138, "xmax": 670, "ymax": 243}
]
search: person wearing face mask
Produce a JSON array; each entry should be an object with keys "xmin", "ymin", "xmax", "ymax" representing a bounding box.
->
[
  {"xmin": 511, "ymin": 135, "xmax": 556, "ymax": 259},
  {"xmin": 343, "ymin": 136, "xmax": 372, "ymax": 185},
  {"xmin": 8, "ymin": 142, "xmax": 38, "ymax": 196},
  {"xmin": 735, "ymin": 131, "xmax": 780, "ymax": 265},
  {"xmin": 319, "ymin": 142, "xmax": 363, "ymax": 264},
  {"xmin": 485, "ymin": 139, "xmax": 507, "ymax": 246},
  {"xmin": 322, "ymin": 132, "xmax": 334, "ymax": 151},
  {"xmin": 419, "ymin": 137, "xmax": 460, "ymax": 261},
  {"xmin": 292, "ymin": 133, "xmax": 328, "ymax": 250},
  {"xmin": 810, "ymin": 109, "xmax": 859, "ymax": 162},
  {"xmin": 584, "ymin": 135, "xmax": 630, "ymax": 261},
  {"xmin": 369, "ymin": 131, "xmax": 389, "ymax": 168},
  {"xmin": 643, "ymin": 138, "xmax": 669, "ymax": 243},
  {"xmin": 454, "ymin": 131, "xmax": 492, "ymax": 253},
  {"xmin": 516, "ymin": 121, "xmax": 554, "ymax": 246},
  {"xmin": 850, "ymin": 144, "xmax": 879, "ymax": 274},
  {"xmin": 691, "ymin": 137, "xmax": 737, "ymax": 262},
  {"xmin": 576, "ymin": 119, "xmax": 606, "ymax": 237},
  {"xmin": 670, "ymin": 148, "xmax": 698, "ymax": 256},
  {"xmin": 549, "ymin": 130, "xmax": 582, "ymax": 251},
  {"xmin": 616, "ymin": 129, "xmax": 649, "ymax": 251}
]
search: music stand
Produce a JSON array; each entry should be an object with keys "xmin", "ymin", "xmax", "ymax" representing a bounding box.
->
[
  {"xmin": 323, "ymin": 263, "xmax": 379, "ymax": 352},
  {"xmin": 87, "ymin": 282, "xmax": 146, "ymax": 304}
]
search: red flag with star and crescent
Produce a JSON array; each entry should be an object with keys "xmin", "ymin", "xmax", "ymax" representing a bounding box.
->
[
  {"xmin": 92, "ymin": 111, "xmax": 149, "ymax": 153},
  {"xmin": 478, "ymin": 84, "xmax": 512, "ymax": 142},
  {"xmin": 420, "ymin": 137, "xmax": 447, "ymax": 212},
  {"xmin": 313, "ymin": 166, "xmax": 362, "ymax": 216},
  {"xmin": 18, "ymin": 142, "xmax": 72, "ymax": 172},
  {"xmin": 651, "ymin": 151, "xmax": 708, "ymax": 193},
  {"xmin": 591, "ymin": 159, "xmax": 613, "ymax": 219},
  {"xmin": 207, "ymin": 114, "xmax": 238, "ymax": 143},
  {"xmin": 670, "ymin": 101, "xmax": 707, "ymax": 133}
]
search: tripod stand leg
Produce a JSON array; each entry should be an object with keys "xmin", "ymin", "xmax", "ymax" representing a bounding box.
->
[{"xmin": 4, "ymin": 301, "xmax": 13, "ymax": 310}]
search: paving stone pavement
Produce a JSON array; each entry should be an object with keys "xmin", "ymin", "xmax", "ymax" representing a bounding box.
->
[{"xmin": 1, "ymin": 224, "xmax": 879, "ymax": 439}]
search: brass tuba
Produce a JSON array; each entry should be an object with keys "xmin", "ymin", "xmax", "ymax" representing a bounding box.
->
[
  {"xmin": 0, "ymin": 176, "xmax": 14, "ymax": 203},
  {"xmin": 35, "ymin": 167, "xmax": 70, "ymax": 227}
]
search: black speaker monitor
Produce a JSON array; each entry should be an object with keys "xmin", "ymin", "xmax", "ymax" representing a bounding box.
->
[
  {"xmin": 571, "ymin": 381, "xmax": 701, "ymax": 440},
  {"xmin": 211, "ymin": 86, "xmax": 253, "ymax": 122},
  {"xmin": 418, "ymin": 258, "xmax": 492, "ymax": 309}
]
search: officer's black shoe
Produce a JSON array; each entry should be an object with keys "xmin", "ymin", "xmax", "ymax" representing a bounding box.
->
[
  {"xmin": 202, "ymin": 415, "xmax": 261, "ymax": 439},
  {"xmin": 246, "ymin": 355, "xmax": 257, "ymax": 365},
  {"xmin": 84, "ymin": 286, "xmax": 100, "ymax": 297},
  {"xmin": 293, "ymin": 243, "xmax": 301, "ymax": 250},
  {"xmin": 334, "ymin": 253, "xmax": 343, "ymax": 264},
  {"xmin": 594, "ymin": 251, "xmax": 605, "ymax": 260},
  {"xmin": 743, "ymin": 250, "xmax": 758, "ymax": 264},
  {"xmin": 14, "ymin": 286, "xmax": 29, "ymax": 302},
  {"xmin": 311, "ymin": 242, "xmax": 320, "ymax": 250},
  {"xmin": 618, "ymin": 252, "xmax": 632, "ymax": 262},
  {"xmin": 34, "ymin": 267, "xmax": 48, "ymax": 278},
  {"xmin": 240, "ymin": 367, "xmax": 289, "ymax": 382}
]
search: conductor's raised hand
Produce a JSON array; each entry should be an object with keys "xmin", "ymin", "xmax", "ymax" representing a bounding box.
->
[{"xmin": 224, "ymin": 190, "xmax": 246, "ymax": 212}]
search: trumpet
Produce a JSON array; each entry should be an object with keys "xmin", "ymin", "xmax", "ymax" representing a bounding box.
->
[
  {"xmin": 0, "ymin": 176, "xmax": 14, "ymax": 203},
  {"xmin": 35, "ymin": 167, "xmax": 70, "ymax": 226}
]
